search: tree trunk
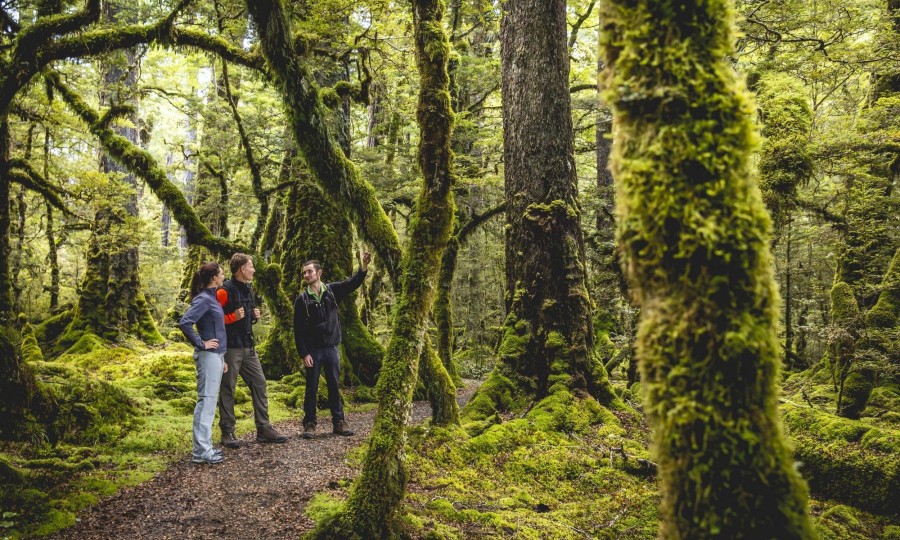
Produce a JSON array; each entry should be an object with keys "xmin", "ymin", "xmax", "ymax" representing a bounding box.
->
[
  {"xmin": 599, "ymin": 0, "xmax": 816, "ymax": 537},
  {"xmin": 308, "ymin": 0, "xmax": 457, "ymax": 535},
  {"xmin": 467, "ymin": 0, "xmax": 620, "ymax": 420},
  {"xmin": 44, "ymin": 129, "xmax": 59, "ymax": 309}
]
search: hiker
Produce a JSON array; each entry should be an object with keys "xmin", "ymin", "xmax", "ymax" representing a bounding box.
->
[
  {"xmin": 179, "ymin": 262, "xmax": 229, "ymax": 465},
  {"xmin": 216, "ymin": 253, "xmax": 287, "ymax": 448},
  {"xmin": 293, "ymin": 249, "xmax": 371, "ymax": 439}
]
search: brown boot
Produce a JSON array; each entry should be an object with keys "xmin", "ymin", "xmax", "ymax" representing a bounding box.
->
[
  {"xmin": 301, "ymin": 422, "xmax": 316, "ymax": 439},
  {"xmin": 333, "ymin": 419, "xmax": 354, "ymax": 436},
  {"xmin": 256, "ymin": 424, "xmax": 288, "ymax": 443},
  {"xmin": 221, "ymin": 430, "xmax": 241, "ymax": 449}
]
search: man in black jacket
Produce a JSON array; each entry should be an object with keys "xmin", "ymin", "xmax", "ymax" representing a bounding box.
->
[
  {"xmin": 217, "ymin": 253, "xmax": 287, "ymax": 447},
  {"xmin": 293, "ymin": 250, "xmax": 371, "ymax": 439}
]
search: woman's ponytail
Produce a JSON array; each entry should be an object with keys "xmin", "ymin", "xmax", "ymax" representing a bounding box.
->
[{"xmin": 189, "ymin": 262, "xmax": 222, "ymax": 300}]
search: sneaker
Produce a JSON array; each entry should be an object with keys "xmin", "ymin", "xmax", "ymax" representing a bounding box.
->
[
  {"xmin": 301, "ymin": 422, "xmax": 316, "ymax": 440},
  {"xmin": 221, "ymin": 430, "xmax": 241, "ymax": 449},
  {"xmin": 256, "ymin": 425, "xmax": 288, "ymax": 443},
  {"xmin": 333, "ymin": 419, "xmax": 354, "ymax": 436},
  {"xmin": 191, "ymin": 452, "xmax": 224, "ymax": 465}
]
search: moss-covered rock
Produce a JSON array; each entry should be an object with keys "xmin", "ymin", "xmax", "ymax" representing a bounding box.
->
[
  {"xmin": 783, "ymin": 404, "xmax": 900, "ymax": 515},
  {"xmin": 30, "ymin": 361, "xmax": 140, "ymax": 445}
]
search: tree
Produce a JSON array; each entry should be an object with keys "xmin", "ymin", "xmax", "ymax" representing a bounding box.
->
[
  {"xmin": 599, "ymin": 0, "xmax": 817, "ymax": 536},
  {"xmin": 464, "ymin": 0, "xmax": 620, "ymax": 424}
]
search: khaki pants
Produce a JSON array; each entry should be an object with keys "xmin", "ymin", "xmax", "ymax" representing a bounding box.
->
[{"xmin": 218, "ymin": 347, "xmax": 271, "ymax": 431}]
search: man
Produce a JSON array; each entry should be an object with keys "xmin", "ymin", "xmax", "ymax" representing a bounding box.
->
[
  {"xmin": 293, "ymin": 250, "xmax": 371, "ymax": 439},
  {"xmin": 217, "ymin": 253, "xmax": 287, "ymax": 447}
]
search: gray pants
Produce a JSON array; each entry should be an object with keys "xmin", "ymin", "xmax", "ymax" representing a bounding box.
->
[
  {"xmin": 193, "ymin": 351, "xmax": 224, "ymax": 459},
  {"xmin": 218, "ymin": 347, "xmax": 271, "ymax": 431}
]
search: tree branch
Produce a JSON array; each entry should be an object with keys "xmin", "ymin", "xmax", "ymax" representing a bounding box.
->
[
  {"xmin": 47, "ymin": 71, "xmax": 245, "ymax": 259},
  {"xmin": 6, "ymin": 166, "xmax": 75, "ymax": 218}
]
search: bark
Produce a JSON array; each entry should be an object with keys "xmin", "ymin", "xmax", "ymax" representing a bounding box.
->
[
  {"xmin": 468, "ymin": 0, "xmax": 620, "ymax": 419},
  {"xmin": 309, "ymin": 0, "xmax": 457, "ymax": 535},
  {"xmin": 599, "ymin": 0, "xmax": 816, "ymax": 537}
]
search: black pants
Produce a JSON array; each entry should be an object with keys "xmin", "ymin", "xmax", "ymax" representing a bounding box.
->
[{"xmin": 302, "ymin": 345, "xmax": 344, "ymax": 426}]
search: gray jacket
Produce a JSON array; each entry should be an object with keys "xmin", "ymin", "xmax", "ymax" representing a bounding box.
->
[{"xmin": 179, "ymin": 288, "xmax": 227, "ymax": 354}]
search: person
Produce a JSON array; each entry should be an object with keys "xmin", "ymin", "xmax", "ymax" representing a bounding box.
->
[
  {"xmin": 293, "ymin": 249, "xmax": 371, "ymax": 439},
  {"xmin": 179, "ymin": 262, "xmax": 229, "ymax": 465},
  {"xmin": 216, "ymin": 253, "xmax": 287, "ymax": 447}
]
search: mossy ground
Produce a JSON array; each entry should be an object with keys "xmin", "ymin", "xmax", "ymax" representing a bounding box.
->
[
  {"xmin": 0, "ymin": 340, "xmax": 314, "ymax": 538},
  {"xmin": 303, "ymin": 375, "xmax": 900, "ymax": 539}
]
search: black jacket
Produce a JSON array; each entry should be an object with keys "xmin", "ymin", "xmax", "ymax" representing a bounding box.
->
[
  {"xmin": 218, "ymin": 279, "xmax": 258, "ymax": 349},
  {"xmin": 293, "ymin": 269, "xmax": 367, "ymax": 358}
]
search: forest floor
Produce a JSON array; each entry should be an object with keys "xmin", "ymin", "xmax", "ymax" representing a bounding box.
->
[{"xmin": 45, "ymin": 381, "xmax": 480, "ymax": 540}]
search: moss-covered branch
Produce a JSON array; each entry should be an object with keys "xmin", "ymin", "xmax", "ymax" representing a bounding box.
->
[
  {"xmin": 7, "ymin": 164, "xmax": 75, "ymax": 218},
  {"xmin": 245, "ymin": 0, "xmax": 402, "ymax": 284},
  {"xmin": 48, "ymin": 72, "xmax": 245, "ymax": 260},
  {"xmin": 599, "ymin": 0, "xmax": 816, "ymax": 536}
]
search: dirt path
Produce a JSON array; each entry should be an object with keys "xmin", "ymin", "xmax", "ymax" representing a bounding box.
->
[{"xmin": 48, "ymin": 382, "xmax": 479, "ymax": 540}]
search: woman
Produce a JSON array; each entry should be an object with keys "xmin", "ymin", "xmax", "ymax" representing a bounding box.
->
[{"xmin": 179, "ymin": 262, "xmax": 229, "ymax": 465}]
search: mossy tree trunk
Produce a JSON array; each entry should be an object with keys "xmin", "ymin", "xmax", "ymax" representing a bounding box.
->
[
  {"xmin": 599, "ymin": 0, "xmax": 817, "ymax": 537},
  {"xmin": 308, "ymin": 0, "xmax": 457, "ymax": 536},
  {"xmin": 466, "ymin": 0, "xmax": 620, "ymax": 422},
  {"xmin": 829, "ymin": 281, "xmax": 867, "ymax": 418},
  {"xmin": 755, "ymin": 74, "xmax": 813, "ymax": 370},
  {"xmin": 0, "ymin": 118, "xmax": 11, "ymax": 322}
]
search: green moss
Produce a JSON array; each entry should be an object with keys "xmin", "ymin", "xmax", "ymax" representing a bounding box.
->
[
  {"xmin": 599, "ymin": 0, "xmax": 817, "ymax": 535},
  {"xmin": 783, "ymin": 404, "xmax": 900, "ymax": 515},
  {"xmin": 831, "ymin": 282, "xmax": 860, "ymax": 324},
  {"xmin": 841, "ymin": 370, "xmax": 874, "ymax": 420},
  {"xmin": 867, "ymin": 249, "xmax": 899, "ymax": 329},
  {"xmin": 33, "ymin": 309, "xmax": 73, "ymax": 345},
  {"xmin": 19, "ymin": 319, "xmax": 44, "ymax": 363}
]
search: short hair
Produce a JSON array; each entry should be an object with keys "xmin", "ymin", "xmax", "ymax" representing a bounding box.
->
[
  {"xmin": 230, "ymin": 253, "xmax": 252, "ymax": 275},
  {"xmin": 302, "ymin": 259, "xmax": 322, "ymax": 272}
]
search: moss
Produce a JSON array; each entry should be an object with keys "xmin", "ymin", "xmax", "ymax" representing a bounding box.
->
[
  {"xmin": 460, "ymin": 370, "xmax": 521, "ymax": 424},
  {"xmin": 831, "ymin": 282, "xmax": 860, "ymax": 324},
  {"xmin": 33, "ymin": 308, "xmax": 73, "ymax": 345},
  {"xmin": 841, "ymin": 370, "xmax": 874, "ymax": 420},
  {"xmin": 30, "ymin": 360, "xmax": 140, "ymax": 445},
  {"xmin": 782, "ymin": 404, "xmax": 900, "ymax": 515},
  {"xmin": 866, "ymin": 249, "xmax": 899, "ymax": 329},
  {"xmin": 599, "ymin": 0, "xmax": 817, "ymax": 536},
  {"xmin": 19, "ymin": 319, "xmax": 44, "ymax": 363}
]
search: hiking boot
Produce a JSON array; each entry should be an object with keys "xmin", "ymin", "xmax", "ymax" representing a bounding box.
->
[
  {"xmin": 221, "ymin": 430, "xmax": 241, "ymax": 449},
  {"xmin": 333, "ymin": 419, "xmax": 354, "ymax": 436},
  {"xmin": 256, "ymin": 424, "xmax": 288, "ymax": 443},
  {"xmin": 301, "ymin": 422, "xmax": 316, "ymax": 439},
  {"xmin": 191, "ymin": 452, "xmax": 224, "ymax": 465}
]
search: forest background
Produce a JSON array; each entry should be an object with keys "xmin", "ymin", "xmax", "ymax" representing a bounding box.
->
[{"xmin": 0, "ymin": 0, "xmax": 898, "ymax": 538}]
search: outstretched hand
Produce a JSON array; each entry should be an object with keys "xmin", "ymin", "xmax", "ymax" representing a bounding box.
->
[{"xmin": 361, "ymin": 250, "xmax": 372, "ymax": 270}]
